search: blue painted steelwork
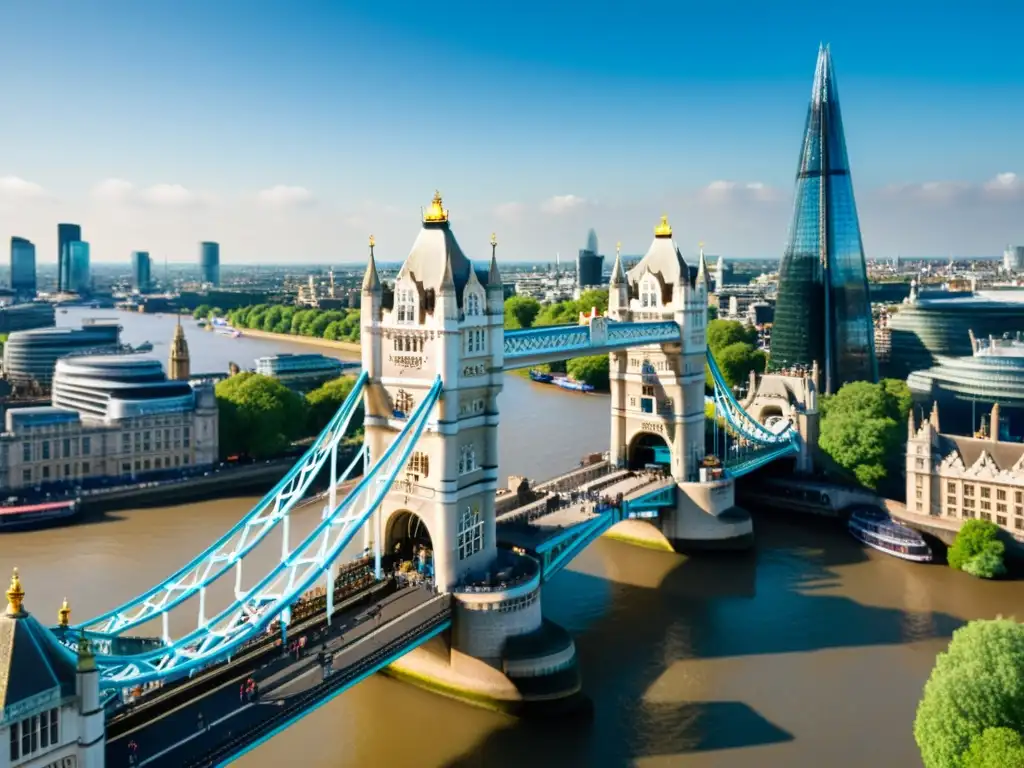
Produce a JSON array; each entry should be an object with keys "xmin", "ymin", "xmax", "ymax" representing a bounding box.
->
[
  {"xmin": 624, "ymin": 483, "xmax": 676, "ymax": 515},
  {"xmin": 63, "ymin": 376, "xmax": 443, "ymax": 688},
  {"xmin": 503, "ymin": 320, "xmax": 679, "ymax": 369}
]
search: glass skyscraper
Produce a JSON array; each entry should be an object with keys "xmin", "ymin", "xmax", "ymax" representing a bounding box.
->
[
  {"xmin": 10, "ymin": 237, "xmax": 36, "ymax": 298},
  {"xmin": 769, "ymin": 45, "xmax": 877, "ymax": 395},
  {"xmin": 200, "ymin": 241, "xmax": 220, "ymax": 286},
  {"xmin": 67, "ymin": 241, "xmax": 91, "ymax": 294},
  {"xmin": 132, "ymin": 251, "xmax": 152, "ymax": 293},
  {"xmin": 57, "ymin": 223, "xmax": 81, "ymax": 293}
]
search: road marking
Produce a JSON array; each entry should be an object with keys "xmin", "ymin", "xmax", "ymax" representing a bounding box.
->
[{"xmin": 137, "ymin": 704, "xmax": 253, "ymax": 767}]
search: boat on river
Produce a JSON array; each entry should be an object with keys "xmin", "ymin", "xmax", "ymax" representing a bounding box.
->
[
  {"xmin": 0, "ymin": 500, "xmax": 80, "ymax": 532},
  {"xmin": 529, "ymin": 369, "xmax": 554, "ymax": 383},
  {"xmin": 553, "ymin": 376, "xmax": 595, "ymax": 393},
  {"xmin": 848, "ymin": 507, "xmax": 933, "ymax": 562}
]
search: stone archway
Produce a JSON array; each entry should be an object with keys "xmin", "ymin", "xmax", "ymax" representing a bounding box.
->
[
  {"xmin": 385, "ymin": 509, "xmax": 435, "ymax": 580},
  {"xmin": 627, "ymin": 431, "xmax": 671, "ymax": 471},
  {"xmin": 759, "ymin": 404, "xmax": 786, "ymax": 430}
]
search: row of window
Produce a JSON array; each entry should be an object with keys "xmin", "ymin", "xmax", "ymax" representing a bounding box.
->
[
  {"xmin": 952, "ymin": 482, "xmax": 1021, "ymax": 503},
  {"xmin": 21, "ymin": 435, "xmax": 92, "ymax": 462},
  {"xmin": 464, "ymin": 589, "xmax": 539, "ymax": 613},
  {"xmin": 394, "ymin": 288, "xmax": 486, "ymax": 325},
  {"xmin": 19, "ymin": 453, "xmax": 193, "ymax": 485},
  {"xmin": 122, "ymin": 427, "xmax": 191, "ymax": 453},
  {"xmin": 394, "ymin": 336, "xmax": 425, "ymax": 353},
  {"xmin": 465, "ymin": 329, "xmax": 486, "ymax": 355},
  {"xmin": 459, "ymin": 445, "xmax": 478, "ymax": 475},
  {"xmin": 9, "ymin": 707, "xmax": 59, "ymax": 762},
  {"xmin": 958, "ymin": 508, "xmax": 1024, "ymax": 530},
  {"xmin": 628, "ymin": 394, "xmax": 674, "ymax": 415}
]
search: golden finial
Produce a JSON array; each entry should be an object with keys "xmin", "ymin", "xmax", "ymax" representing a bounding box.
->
[
  {"xmin": 699, "ymin": 241, "xmax": 705, "ymax": 249},
  {"xmin": 490, "ymin": 232, "xmax": 497, "ymax": 248},
  {"xmin": 369, "ymin": 234, "xmax": 375, "ymax": 250},
  {"xmin": 422, "ymin": 190, "xmax": 449, "ymax": 223},
  {"xmin": 654, "ymin": 215, "xmax": 672, "ymax": 237},
  {"xmin": 58, "ymin": 597, "xmax": 71, "ymax": 628},
  {"xmin": 76, "ymin": 634, "xmax": 96, "ymax": 672},
  {"xmin": 6, "ymin": 567, "xmax": 25, "ymax": 615},
  {"xmin": 616, "ymin": 241, "xmax": 621, "ymax": 256}
]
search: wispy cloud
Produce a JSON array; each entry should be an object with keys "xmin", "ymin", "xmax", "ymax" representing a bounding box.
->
[
  {"xmin": 541, "ymin": 194, "xmax": 587, "ymax": 214},
  {"xmin": 879, "ymin": 172, "xmax": 1023, "ymax": 203},
  {"xmin": 494, "ymin": 201, "xmax": 526, "ymax": 221},
  {"xmin": 699, "ymin": 180, "xmax": 780, "ymax": 203},
  {"xmin": 256, "ymin": 184, "xmax": 315, "ymax": 209},
  {"xmin": 0, "ymin": 176, "xmax": 48, "ymax": 201},
  {"xmin": 90, "ymin": 178, "xmax": 215, "ymax": 208}
]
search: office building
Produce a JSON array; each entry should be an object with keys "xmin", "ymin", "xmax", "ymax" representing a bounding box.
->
[
  {"xmin": 2, "ymin": 321, "xmax": 121, "ymax": 389},
  {"xmin": 0, "ymin": 303, "xmax": 56, "ymax": 335},
  {"xmin": 576, "ymin": 229, "xmax": 604, "ymax": 289},
  {"xmin": 1003, "ymin": 245, "xmax": 1024, "ymax": 273},
  {"xmin": 66, "ymin": 241, "xmax": 90, "ymax": 294},
  {"xmin": 907, "ymin": 402, "xmax": 1024, "ymax": 546},
  {"xmin": 9, "ymin": 237, "xmax": 36, "ymax": 299},
  {"xmin": 769, "ymin": 45, "xmax": 876, "ymax": 394},
  {"xmin": 200, "ymin": 241, "xmax": 220, "ymax": 286},
  {"xmin": 56, "ymin": 223, "xmax": 81, "ymax": 293},
  {"xmin": 131, "ymin": 251, "xmax": 152, "ymax": 293}
]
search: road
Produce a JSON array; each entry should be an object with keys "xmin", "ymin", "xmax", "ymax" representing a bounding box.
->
[{"xmin": 107, "ymin": 585, "xmax": 447, "ymax": 767}]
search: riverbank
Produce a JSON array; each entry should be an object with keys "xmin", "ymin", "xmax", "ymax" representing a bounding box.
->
[{"xmin": 221, "ymin": 326, "xmax": 361, "ymax": 357}]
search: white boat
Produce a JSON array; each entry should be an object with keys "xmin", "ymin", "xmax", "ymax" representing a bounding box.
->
[{"xmin": 848, "ymin": 508, "xmax": 933, "ymax": 562}]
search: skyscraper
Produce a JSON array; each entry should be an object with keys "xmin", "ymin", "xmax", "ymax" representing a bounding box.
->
[
  {"xmin": 577, "ymin": 229, "xmax": 604, "ymax": 289},
  {"xmin": 57, "ymin": 223, "xmax": 81, "ymax": 293},
  {"xmin": 769, "ymin": 45, "xmax": 876, "ymax": 394},
  {"xmin": 10, "ymin": 237, "xmax": 36, "ymax": 298},
  {"xmin": 66, "ymin": 241, "xmax": 91, "ymax": 294},
  {"xmin": 131, "ymin": 251, "xmax": 152, "ymax": 293},
  {"xmin": 200, "ymin": 241, "xmax": 220, "ymax": 286}
]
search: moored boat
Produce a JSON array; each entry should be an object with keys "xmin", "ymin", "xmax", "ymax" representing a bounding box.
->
[
  {"xmin": 848, "ymin": 507, "xmax": 933, "ymax": 562},
  {"xmin": 529, "ymin": 369, "xmax": 554, "ymax": 383},
  {"xmin": 553, "ymin": 376, "xmax": 595, "ymax": 393},
  {"xmin": 0, "ymin": 500, "xmax": 80, "ymax": 531}
]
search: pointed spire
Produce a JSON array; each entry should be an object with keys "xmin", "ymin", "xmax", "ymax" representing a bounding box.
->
[
  {"xmin": 362, "ymin": 235, "xmax": 381, "ymax": 293},
  {"xmin": 929, "ymin": 401, "xmax": 941, "ymax": 432},
  {"xmin": 907, "ymin": 406, "xmax": 917, "ymax": 440},
  {"xmin": 487, "ymin": 232, "xmax": 501, "ymax": 288},
  {"xmin": 990, "ymin": 402, "xmax": 1001, "ymax": 441},
  {"xmin": 696, "ymin": 242, "xmax": 710, "ymax": 288},
  {"xmin": 610, "ymin": 241, "xmax": 625, "ymax": 285},
  {"xmin": 439, "ymin": 249, "xmax": 456, "ymax": 294}
]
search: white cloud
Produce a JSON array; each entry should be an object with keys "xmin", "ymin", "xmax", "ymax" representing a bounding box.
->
[
  {"xmin": 89, "ymin": 178, "xmax": 213, "ymax": 208},
  {"xmin": 881, "ymin": 172, "xmax": 1023, "ymax": 203},
  {"xmin": 700, "ymin": 180, "xmax": 779, "ymax": 202},
  {"xmin": 90, "ymin": 178, "xmax": 135, "ymax": 203},
  {"xmin": 256, "ymin": 185, "xmax": 315, "ymax": 209},
  {"xmin": 494, "ymin": 202, "xmax": 526, "ymax": 221},
  {"xmin": 541, "ymin": 194, "xmax": 587, "ymax": 214},
  {"xmin": 0, "ymin": 176, "xmax": 47, "ymax": 200}
]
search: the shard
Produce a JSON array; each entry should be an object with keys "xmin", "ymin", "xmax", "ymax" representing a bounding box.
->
[{"xmin": 769, "ymin": 45, "xmax": 877, "ymax": 394}]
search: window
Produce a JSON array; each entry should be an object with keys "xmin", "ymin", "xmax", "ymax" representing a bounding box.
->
[
  {"xmin": 1016, "ymin": 491, "xmax": 1022, "ymax": 504},
  {"xmin": 82, "ymin": 436, "xmax": 91, "ymax": 455},
  {"xmin": 396, "ymin": 288, "xmax": 416, "ymax": 324},
  {"xmin": 465, "ymin": 329, "xmax": 486, "ymax": 355},
  {"xmin": 915, "ymin": 458, "xmax": 925, "ymax": 470},
  {"xmin": 394, "ymin": 389, "xmax": 414, "ymax": 417},
  {"xmin": 22, "ymin": 469, "xmax": 30, "ymax": 484},
  {"xmin": 981, "ymin": 487, "xmax": 991, "ymax": 499},
  {"xmin": 42, "ymin": 441, "xmax": 50, "ymax": 460},
  {"xmin": 997, "ymin": 515, "xmax": 1007, "ymax": 527},
  {"xmin": 458, "ymin": 444, "xmax": 477, "ymax": 474},
  {"xmin": 394, "ymin": 336, "xmax": 424, "ymax": 353},
  {"xmin": 947, "ymin": 482, "xmax": 956, "ymax": 493},
  {"xmin": 1016, "ymin": 518, "xmax": 1023, "ymax": 531},
  {"xmin": 997, "ymin": 489, "xmax": 1007, "ymax": 501},
  {"xmin": 981, "ymin": 501, "xmax": 991, "ymax": 511},
  {"xmin": 155, "ymin": 458, "xmax": 162, "ymax": 469},
  {"xmin": 997, "ymin": 503, "xmax": 1007, "ymax": 513},
  {"xmin": 466, "ymin": 293, "xmax": 482, "ymax": 316},
  {"xmin": 22, "ymin": 442, "xmax": 30, "ymax": 462},
  {"xmin": 457, "ymin": 504, "xmax": 484, "ymax": 560},
  {"xmin": 964, "ymin": 484, "xmax": 975, "ymax": 496},
  {"xmin": 122, "ymin": 462, "xmax": 131, "ymax": 476},
  {"xmin": 640, "ymin": 278, "xmax": 659, "ymax": 308},
  {"xmin": 184, "ymin": 427, "xmax": 191, "ymax": 448},
  {"xmin": 63, "ymin": 464, "xmax": 70, "ymax": 478},
  {"xmin": 42, "ymin": 466, "xmax": 50, "ymax": 480},
  {"xmin": 82, "ymin": 462, "xmax": 90, "ymax": 474},
  {"xmin": 10, "ymin": 707, "xmax": 58, "ymax": 761},
  {"xmin": 407, "ymin": 452, "xmax": 429, "ymax": 481},
  {"xmin": 122, "ymin": 433, "xmax": 130, "ymax": 452},
  {"xmin": 947, "ymin": 496, "xmax": 956, "ymax": 507},
  {"xmin": 62, "ymin": 438, "xmax": 71, "ymax": 457}
]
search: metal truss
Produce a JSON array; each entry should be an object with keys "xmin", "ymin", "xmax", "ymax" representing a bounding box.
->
[
  {"xmin": 503, "ymin": 320, "xmax": 681, "ymax": 368},
  {"xmin": 82, "ymin": 376, "xmax": 441, "ymax": 688},
  {"xmin": 623, "ymin": 482, "xmax": 677, "ymax": 515},
  {"xmin": 503, "ymin": 324, "xmax": 591, "ymax": 360},
  {"xmin": 68, "ymin": 371, "xmax": 370, "ymax": 642},
  {"xmin": 605, "ymin": 321, "xmax": 679, "ymax": 346}
]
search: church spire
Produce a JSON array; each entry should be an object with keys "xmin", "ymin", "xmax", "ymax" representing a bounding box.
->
[
  {"xmin": 610, "ymin": 241, "xmax": 626, "ymax": 285},
  {"xmin": 487, "ymin": 232, "xmax": 502, "ymax": 288},
  {"xmin": 362, "ymin": 235, "xmax": 381, "ymax": 293},
  {"xmin": 696, "ymin": 242, "xmax": 710, "ymax": 289},
  {"xmin": 169, "ymin": 317, "xmax": 190, "ymax": 381}
]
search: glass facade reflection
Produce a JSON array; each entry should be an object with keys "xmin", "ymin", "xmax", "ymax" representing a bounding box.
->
[{"xmin": 770, "ymin": 45, "xmax": 876, "ymax": 394}]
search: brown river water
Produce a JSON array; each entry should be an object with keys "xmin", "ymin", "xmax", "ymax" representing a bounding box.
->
[{"xmin": 2, "ymin": 308, "xmax": 1020, "ymax": 766}]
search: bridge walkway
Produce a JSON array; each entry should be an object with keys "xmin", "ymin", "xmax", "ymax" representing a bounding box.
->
[{"xmin": 108, "ymin": 586, "xmax": 447, "ymax": 767}]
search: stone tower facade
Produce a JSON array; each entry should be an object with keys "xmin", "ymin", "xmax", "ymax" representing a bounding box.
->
[
  {"xmin": 607, "ymin": 216, "xmax": 708, "ymax": 483},
  {"xmin": 360, "ymin": 192, "xmax": 505, "ymax": 593},
  {"xmin": 169, "ymin": 316, "xmax": 191, "ymax": 381}
]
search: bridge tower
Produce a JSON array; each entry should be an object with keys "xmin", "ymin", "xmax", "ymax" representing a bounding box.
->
[
  {"xmin": 360, "ymin": 191, "xmax": 505, "ymax": 593},
  {"xmin": 608, "ymin": 218, "xmax": 753, "ymax": 549}
]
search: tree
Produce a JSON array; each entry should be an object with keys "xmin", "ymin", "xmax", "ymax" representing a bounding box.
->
[
  {"xmin": 566, "ymin": 355, "xmax": 610, "ymax": 390},
  {"xmin": 504, "ymin": 296, "xmax": 541, "ymax": 330},
  {"xmin": 193, "ymin": 304, "xmax": 210, "ymax": 319},
  {"xmin": 714, "ymin": 341, "xmax": 767, "ymax": 389},
  {"xmin": 305, "ymin": 375, "xmax": 360, "ymax": 435},
  {"xmin": 948, "ymin": 519, "xmax": 1007, "ymax": 579},
  {"xmin": 707, "ymin": 319, "xmax": 757, "ymax": 354},
  {"xmin": 962, "ymin": 727, "xmax": 1024, "ymax": 768},
  {"xmin": 707, "ymin": 305, "xmax": 719, "ymax": 321},
  {"xmin": 914, "ymin": 618, "xmax": 1024, "ymax": 768},
  {"xmin": 215, "ymin": 373, "xmax": 307, "ymax": 459}
]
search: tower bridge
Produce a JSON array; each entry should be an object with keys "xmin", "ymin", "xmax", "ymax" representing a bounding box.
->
[{"xmin": 2, "ymin": 192, "xmax": 817, "ymax": 767}]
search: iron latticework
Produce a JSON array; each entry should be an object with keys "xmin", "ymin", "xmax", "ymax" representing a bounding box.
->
[{"xmin": 770, "ymin": 45, "xmax": 877, "ymax": 394}]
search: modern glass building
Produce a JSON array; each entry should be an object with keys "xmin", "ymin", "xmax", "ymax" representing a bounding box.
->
[
  {"xmin": 66, "ymin": 241, "xmax": 91, "ymax": 294},
  {"xmin": 200, "ymin": 241, "xmax": 220, "ymax": 286},
  {"xmin": 57, "ymin": 223, "xmax": 81, "ymax": 293},
  {"xmin": 769, "ymin": 45, "xmax": 876, "ymax": 394},
  {"xmin": 10, "ymin": 237, "xmax": 36, "ymax": 298},
  {"xmin": 131, "ymin": 251, "xmax": 152, "ymax": 293}
]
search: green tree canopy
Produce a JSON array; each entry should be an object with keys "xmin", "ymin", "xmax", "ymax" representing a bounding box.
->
[
  {"xmin": 914, "ymin": 618, "xmax": 1024, "ymax": 768},
  {"xmin": 714, "ymin": 341, "xmax": 767, "ymax": 389},
  {"xmin": 215, "ymin": 373, "xmax": 307, "ymax": 459},
  {"xmin": 948, "ymin": 519, "xmax": 1007, "ymax": 579},
  {"xmin": 504, "ymin": 295, "xmax": 541, "ymax": 330},
  {"xmin": 707, "ymin": 319, "xmax": 757, "ymax": 354},
  {"xmin": 305, "ymin": 375, "xmax": 360, "ymax": 436},
  {"xmin": 566, "ymin": 355, "xmax": 610, "ymax": 390},
  {"xmin": 193, "ymin": 304, "xmax": 210, "ymax": 319},
  {"xmin": 962, "ymin": 727, "xmax": 1024, "ymax": 768}
]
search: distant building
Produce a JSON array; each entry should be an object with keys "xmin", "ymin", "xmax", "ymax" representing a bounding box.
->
[
  {"xmin": 0, "ymin": 570, "xmax": 105, "ymax": 768},
  {"xmin": 1003, "ymin": 245, "xmax": 1024, "ymax": 273},
  {"xmin": 131, "ymin": 250, "xmax": 152, "ymax": 293},
  {"xmin": 56, "ymin": 223, "xmax": 81, "ymax": 293},
  {"xmin": 576, "ymin": 229, "xmax": 604, "ymax": 289},
  {"xmin": 9, "ymin": 237, "xmax": 36, "ymax": 299},
  {"xmin": 169, "ymin": 317, "xmax": 191, "ymax": 381},
  {"xmin": 200, "ymin": 241, "xmax": 220, "ymax": 286},
  {"xmin": 907, "ymin": 401, "xmax": 1024, "ymax": 545},
  {"xmin": 769, "ymin": 46, "xmax": 876, "ymax": 393},
  {"xmin": 65, "ymin": 241, "xmax": 91, "ymax": 294},
  {"xmin": 0, "ymin": 303, "xmax": 56, "ymax": 335},
  {"xmin": 2, "ymin": 321, "xmax": 122, "ymax": 390}
]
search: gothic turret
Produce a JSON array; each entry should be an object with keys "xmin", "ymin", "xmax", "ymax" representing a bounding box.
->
[
  {"xmin": 362, "ymin": 235, "xmax": 381, "ymax": 294},
  {"xmin": 608, "ymin": 241, "xmax": 628, "ymax": 316},
  {"xmin": 696, "ymin": 242, "xmax": 711, "ymax": 295},
  {"xmin": 169, "ymin": 315, "xmax": 191, "ymax": 381}
]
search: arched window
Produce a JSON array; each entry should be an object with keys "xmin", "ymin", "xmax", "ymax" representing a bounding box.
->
[
  {"xmin": 466, "ymin": 293, "xmax": 482, "ymax": 316},
  {"xmin": 640, "ymin": 277, "xmax": 659, "ymax": 308},
  {"xmin": 457, "ymin": 504, "xmax": 484, "ymax": 560},
  {"xmin": 407, "ymin": 451, "xmax": 429, "ymax": 481},
  {"xmin": 396, "ymin": 288, "xmax": 416, "ymax": 324},
  {"xmin": 458, "ymin": 444, "xmax": 477, "ymax": 474},
  {"xmin": 464, "ymin": 329, "xmax": 486, "ymax": 355},
  {"xmin": 394, "ymin": 389, "xmax": 414, "ymax": 418}
]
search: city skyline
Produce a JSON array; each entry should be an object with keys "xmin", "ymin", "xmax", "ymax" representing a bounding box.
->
[{"xmin": 1, "ymin": 3, "xmax": 1022, "ymax": 264}]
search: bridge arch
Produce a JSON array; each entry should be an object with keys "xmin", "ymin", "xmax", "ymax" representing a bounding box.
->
[
  {"xmin": 385, "ymin": 509, "xmax": 435, "ymax": 579},
  {"xmin": 627, "ymin": 431, "xmax": 671, "ymax": 471}
]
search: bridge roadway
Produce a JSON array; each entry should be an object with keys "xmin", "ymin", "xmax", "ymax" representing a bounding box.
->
[{"xmin": 107, "ymin": 585, "xmax": 449, "ymax": 767}]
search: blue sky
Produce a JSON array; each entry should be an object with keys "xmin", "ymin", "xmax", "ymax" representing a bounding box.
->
[{"xmin": 1, "ymin": 1, "xmax": 1022, "ymax": 264}]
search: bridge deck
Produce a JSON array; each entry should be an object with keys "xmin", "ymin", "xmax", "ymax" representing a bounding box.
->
[{"xmin": 109, "ymin": 586, "xmax": 447, "ymax": 767}]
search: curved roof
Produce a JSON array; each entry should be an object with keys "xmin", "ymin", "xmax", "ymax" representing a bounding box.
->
[{"xmin": 627, "ymin": 231, "xmax": 689, "ymax": 289}]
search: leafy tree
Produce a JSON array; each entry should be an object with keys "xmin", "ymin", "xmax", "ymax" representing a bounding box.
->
[
  {"xmin": 504, "ymin": 295, "xmax": 541, "ymax": 330},
  {"xmin": 881, "ymin": 377, "xmax": 913, "ymax": 420},
  {"xmin": 707, "ymin": 319, "xmax": 757, "ymax": 354},
  {"xmin": 566, "ymin": 355, "xmax": 609, "ymax": 390},
  {"xmin": 714, "ymin": 341, "xmax": 767, "ymax": 389},
  {"xmin": 707, "ymin": 305, "xmax": 719, "ymax": 321},
  {"xmin": 914, "ymin": 618, "xmax": 1024, "ymax": 768},
  {"xmin": 962, "ymin": 727, "xmax": 1024, "ymax": 768},
  {"xmin": 193, "ymin": 304, "xmax": 210, "ymax": 319},
  {"xmin": 948, "ymin": 519, "xmax": 1007, "ymax": 579},
  {"xmin": 209, "ymin": 307, "xmax": 223, "ymax": 318},
  {"xmin": 305, "ymin": 375, "xmax": 361, "ymax": 435},
  {"xmin": 215, "ymin": 373, "xmax": 307, "ymax": 459}
]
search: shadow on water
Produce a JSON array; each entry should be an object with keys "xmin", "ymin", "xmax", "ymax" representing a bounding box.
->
[{"xmin": 444, "ymin": 509, "xmax": 966, "ymax": 766}]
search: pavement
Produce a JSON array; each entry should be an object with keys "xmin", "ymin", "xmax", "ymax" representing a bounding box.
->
[{"xmin": 106, "ymin": 585, "xmax": 445, "ymax": 768}]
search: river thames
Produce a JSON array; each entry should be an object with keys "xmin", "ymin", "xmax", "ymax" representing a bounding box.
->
[{"xmin": 5, "ymin": 308, "xmax": 1021, "ymax": 766}]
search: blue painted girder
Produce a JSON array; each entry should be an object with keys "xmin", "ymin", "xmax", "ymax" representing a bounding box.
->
[{"xmin": 503, "ymin": 320, "xmax": 680, "ymax": 370}]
